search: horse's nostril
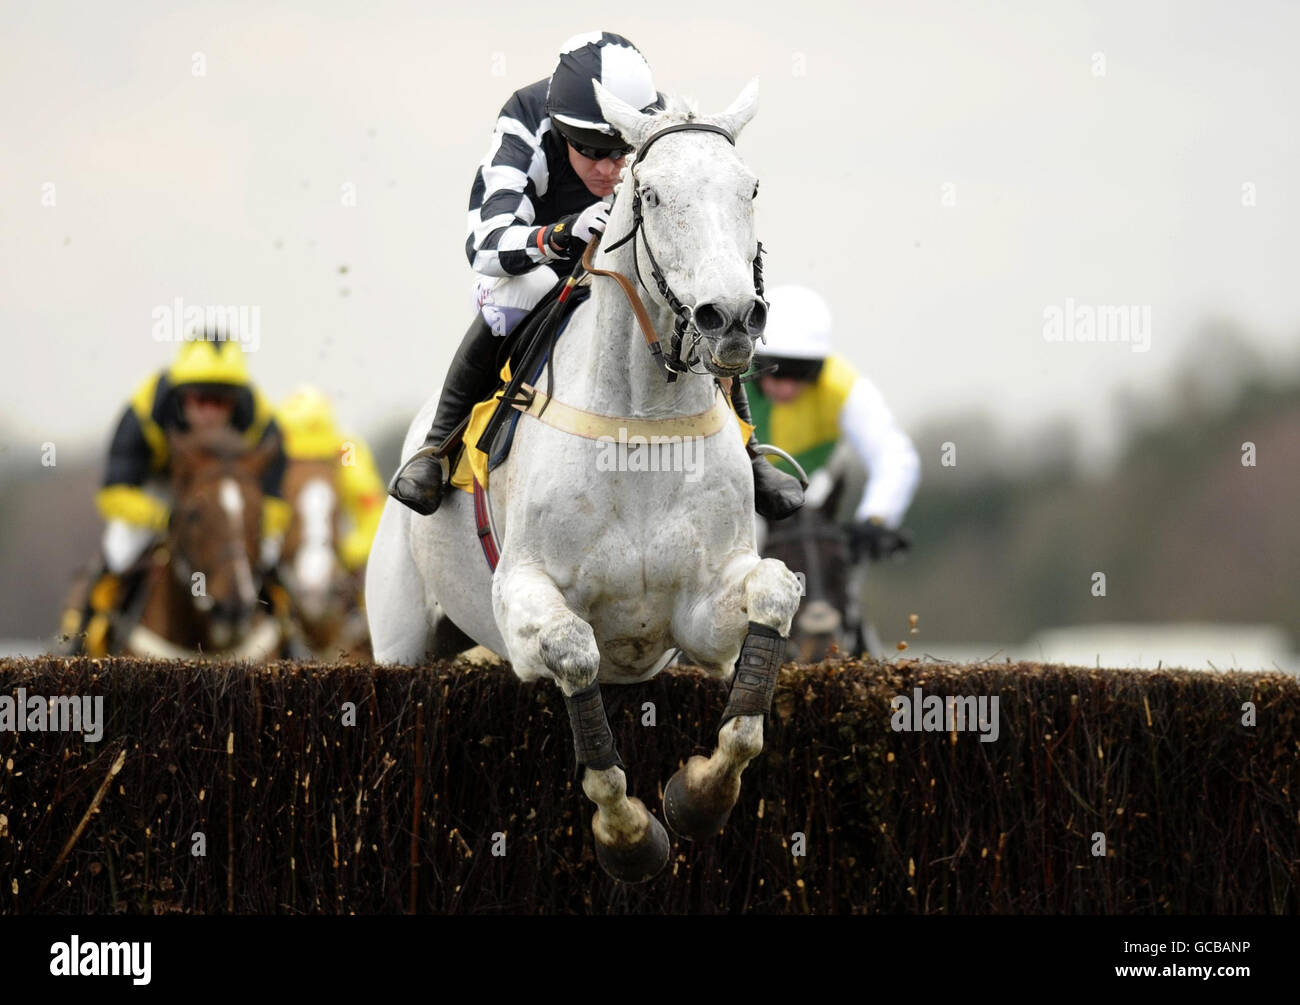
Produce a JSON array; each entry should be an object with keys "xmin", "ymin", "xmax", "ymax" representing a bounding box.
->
[
  {"xmin": 693, "ymin": 303, "xmax": 729, "ymax": 334},
  {"xmin": 743, "ymin": 301, "xmax": 767, "ymax": 336}
]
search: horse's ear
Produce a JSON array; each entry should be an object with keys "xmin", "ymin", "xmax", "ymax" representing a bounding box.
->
[
  {"xmin": 711, "ymin": 77, "xmax": 760, "ymax": 140},
  {"xmin": 593, "ymin": 80, "xmax": 654, "ymax": 150},
  {"xmin": 244, "ymin": 432, "xmax": 280, "ymax": 479}
]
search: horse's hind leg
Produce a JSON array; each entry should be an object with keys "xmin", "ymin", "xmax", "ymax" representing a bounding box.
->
[
  {"xmin": 365, "ymin": 501, "xmax": 431, "ymax": 664},
  {"xmin": 496, "ymin": 564, "xmax": 669, "ymax": 883},
  {"xmin": 665, "ymin": 556, "xmax": 801, "ymax": 840}
]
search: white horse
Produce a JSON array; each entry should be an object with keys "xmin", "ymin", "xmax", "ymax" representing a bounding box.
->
[{"xmin": 366, "ymin": 79, "xmax": 802, "ymax": 883}]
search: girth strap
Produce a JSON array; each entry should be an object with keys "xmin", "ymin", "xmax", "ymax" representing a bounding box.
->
[{"xmin": 472, "ymin": 477, "xmax": 500, "ymax": 571}]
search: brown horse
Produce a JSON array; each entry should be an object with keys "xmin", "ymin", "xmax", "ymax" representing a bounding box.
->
[
  {"xmin": 118, "ymin": 429, "xmax": 284, "ymax": 659},
  {"xmin": 761, "ymin": 473, "xmax": 885, "ymax": 661},
  {"xmin": 280, "ymin": 458, "xmax": 370, "ymax": 659},
  {"xmin": 763, "ymin": 504, "xmax": 854, "ymax": 661}
]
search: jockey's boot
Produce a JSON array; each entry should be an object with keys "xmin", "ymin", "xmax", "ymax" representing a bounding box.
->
[
  {"xmin": 83, "ymin": 570, "xmax": 124, "ymax": 657},
  {"xmin": 55, "ymin": 572, "xmax": 98, "ymax": 657},
  {"xmin": 57, "ymin": 566, "xmax": 142, "ymax": 656},
  {"xmin": 389, "ymin": 313, "xmax": 501, "ymax": 516},
  {"xmin": 729, "ymin": 379, "xmax": 805, "ymax": 521}
]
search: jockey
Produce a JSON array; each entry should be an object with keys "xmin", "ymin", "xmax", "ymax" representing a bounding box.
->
[
  {"xmin": 276, "ymin": 386, "xmax": 385, "ymax": 573},
  {"xmin": 749, "ymin": 285, "xmax": 920, "ymax": 561},
  {"xmin": 389, "ymin": 30, "xmax": 803, "ymax": 522},
  {"xmin": 62, "ymin": 336, "xmax": 289, "ymax": 653}
]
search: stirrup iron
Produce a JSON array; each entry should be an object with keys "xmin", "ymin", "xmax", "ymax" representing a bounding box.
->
[{"xmin": 750, "ymin": 443, "xmax": 810, "ymax": 489}]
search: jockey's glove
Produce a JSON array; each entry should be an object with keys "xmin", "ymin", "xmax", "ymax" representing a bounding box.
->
[
  {"xmin": 850, "ymin": 517, "xmax": 912, "ymax": 563},
  {"xmin": 544, "ymin": 201, "xmax": 610, "ymax": 257}
]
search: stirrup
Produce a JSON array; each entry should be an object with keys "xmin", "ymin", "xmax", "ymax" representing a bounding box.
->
[
  {"xmin": 750, "ymin": 443, "xmax": 810, "ymax": 489},
  {"xmin": 387, "ymin": 445, "xmax": 451, "ymax": 496}
]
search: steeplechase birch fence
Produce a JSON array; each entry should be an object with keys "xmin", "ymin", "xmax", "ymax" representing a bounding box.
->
[{"xmin": 2, "ymin": 656, "xmax": 1296, "ymax": 914}]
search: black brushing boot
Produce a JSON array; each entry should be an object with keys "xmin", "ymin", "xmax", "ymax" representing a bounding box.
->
[
  {"xmin": 729, "ymin": 379, "xmax": 805, "ymax": 521},
  {"xmin": 389, "ymin": 314, "xmax": 502, "ymax": 516}
]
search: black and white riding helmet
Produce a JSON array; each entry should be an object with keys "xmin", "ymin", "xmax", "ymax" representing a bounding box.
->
[{"xmin": 546, "ymin": 31, "xmax": 664, "ymax": 151}]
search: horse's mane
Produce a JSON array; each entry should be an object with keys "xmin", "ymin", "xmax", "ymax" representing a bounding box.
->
[
  {"xmin": 661, "ymin": 92, "xmax": 700, "ymax": 121},
  {"xmin": 610, "ymin": 93, "xmax": 701, "ymax": 201}
]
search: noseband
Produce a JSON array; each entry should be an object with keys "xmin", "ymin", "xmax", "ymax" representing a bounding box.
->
[{"xmin": 598, "ymin": 122, "xmax": 767, "ymax": 382}]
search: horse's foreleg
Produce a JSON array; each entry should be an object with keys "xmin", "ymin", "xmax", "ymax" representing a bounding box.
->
[
  {"xmin": 495, "ymin": 564, "xmax": 669, "ymax": 883},
  {"xmin": 665, "ymin": 556, "xmax": 801, "ymax": 840}
]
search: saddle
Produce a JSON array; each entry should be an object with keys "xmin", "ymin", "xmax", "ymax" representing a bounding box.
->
[{"xmin": 449, "ymin": 283, "xmax": 592, "ymax": 495}]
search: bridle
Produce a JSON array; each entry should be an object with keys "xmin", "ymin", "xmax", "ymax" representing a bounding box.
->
[
  {"xmin": 593, "ymin": 121, "xmax": 767, "ymax": 383},
  {"xmin": 468, "ymin": 119, "xmax": 767, "ymax": 460},
  {"xmin": 167, "ymin": 460, "xmax": 263, "ymax": 621}
]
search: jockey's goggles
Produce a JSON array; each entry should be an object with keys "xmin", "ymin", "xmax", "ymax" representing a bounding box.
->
[
  {"xmin": 566, "ymin": 138, "xmax": 633, "ymax": 162},
  {"xmin": 180, "ymin": 387, "xmax": 238, "ymax": 408},
  {"xmin": 753, "ymin": 355, "xmax": 825, "ymax": 384}
]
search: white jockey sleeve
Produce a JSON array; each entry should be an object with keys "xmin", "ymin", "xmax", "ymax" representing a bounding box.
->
[
  {"xmin": 837, "ymin": 375, "xmax": 921, "ymax": 529},
  {"xmin": 102, "ymin": 519, "xmax": 157, "ymax": 574}
]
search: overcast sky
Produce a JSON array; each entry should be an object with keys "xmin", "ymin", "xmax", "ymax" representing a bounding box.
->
[{"xmin": 3, "ymin": 0, "xmax": 1298, "ymax": 473}]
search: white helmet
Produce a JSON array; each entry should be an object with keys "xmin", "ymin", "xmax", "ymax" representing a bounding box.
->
[{"xmin": 757, "ymin": 285, "xmax": 833, "ymax": 361}]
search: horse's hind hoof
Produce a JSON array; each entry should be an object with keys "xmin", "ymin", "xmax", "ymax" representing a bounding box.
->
[
  {"xmin": 594, "ymin": 809, "xmax": 670, "ymax": 884},
  {"xmin": 663, "ymin": 763, "xmax": 735, "ymax": 841}
]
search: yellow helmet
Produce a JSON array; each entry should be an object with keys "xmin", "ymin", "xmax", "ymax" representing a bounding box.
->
[
  {"xmin": 278, "ymin": 386, "xmax": 344, "ymax": 460},
  {"xmin": 168, "ymin": 338, "xmax": 251, "ymax": 388}
]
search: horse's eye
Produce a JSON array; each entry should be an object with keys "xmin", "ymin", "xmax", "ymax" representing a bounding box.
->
[
  {"xmin": 186, "ymin": 509, "xmax": 202, "ymax": 525},
  {"xmin": 752, "ymin": 181, "xmax": 759, "ymax": 200},
  {"xmin": 640, "ymin": 187, "xmax": 659, "ymax": 208}
]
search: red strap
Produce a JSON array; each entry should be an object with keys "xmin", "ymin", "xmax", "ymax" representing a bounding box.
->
[{"xmin": 472, "ymin": 477, "xmax": 499, "ymax": 570}]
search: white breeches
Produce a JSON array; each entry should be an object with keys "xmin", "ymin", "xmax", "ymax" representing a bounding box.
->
[
  {"xmin": 103, "ymin": 520, "xmax": 158, "ymax": 574},
  {"xmin": 470, "ymin": 267, "xmax": 562, "ymax": 337}
]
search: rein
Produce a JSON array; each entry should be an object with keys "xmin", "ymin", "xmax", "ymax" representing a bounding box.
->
[{"xmin": 591, "ymin": 121, "xmax": 767, "ymax": 382}]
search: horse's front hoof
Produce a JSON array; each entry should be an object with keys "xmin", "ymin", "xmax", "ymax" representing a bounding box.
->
[
  {"xmin": 593, "ymin": 801, "xmax": 670, "ymax": 883},
  {"xmin": 663, "ymin": 760, "xmax": 735, "ymax": 841}
]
